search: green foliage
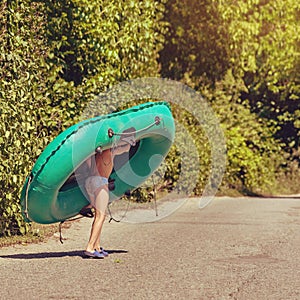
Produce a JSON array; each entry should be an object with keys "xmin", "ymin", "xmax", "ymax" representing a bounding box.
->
[
  {"xmin": 1, "ymin": 0, "xmax": 167, "ymax": 236},
  {"xmin": 207, "ymin": 71, "xmax": 284, "ymax": 192},
  {"xmin": 167, "ymin": 104, "xmax": 210, "ymax": 195},
  {"xmin": 160, "ymin": 0, "xmax": 300, "ymax": 193},
  {"xmin": 0, "ymin": 0, "xmax": 50, "ymax": 236},
  {"xmin": 160, "ymin": 0, "xmax": 231, "ymax": 86},
  {"xmin": 218, "ymin": 0, "xmax": 300, "ymax": 149},
  {"xmin": 45, "ymin": 0, "xmax": 166, "ymax": 91},
  {"xmin": 2, "ymin": 0, "xmax": 300, "ymax": 238}
]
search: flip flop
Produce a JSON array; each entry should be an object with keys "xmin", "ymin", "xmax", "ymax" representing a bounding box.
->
[
  {"xmin": 100, "ymin": 247, "xmax": 109, "ymax": 257},
  {"xmin": 83, "ymin": 250, "xmax": 104, "ymax": 259},
  {"xmin": 79, "ymin": 207, "xmax": 94, "ymax": 218}
]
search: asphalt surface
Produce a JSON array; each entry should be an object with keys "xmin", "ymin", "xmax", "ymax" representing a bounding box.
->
[{"xmin": 0, "ymin": 197, "xmax": 299, "ymax": 300}]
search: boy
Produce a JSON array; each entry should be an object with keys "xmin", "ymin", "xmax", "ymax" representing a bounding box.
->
[{"xmin": 83, "ymin": 142, "xmax": 131, "ymax": 258}]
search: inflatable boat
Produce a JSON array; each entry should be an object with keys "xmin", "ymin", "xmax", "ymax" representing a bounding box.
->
[{"xmin": 20, "ymin": 102, "xmax": 175, "ymax": 224}]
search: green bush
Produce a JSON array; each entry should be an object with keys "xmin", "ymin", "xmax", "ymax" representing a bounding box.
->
[
  {"xmin": 205, "ymin": 71, "xmax": 285, "ymax": 193},
  {"xmin": 0, "ymin": 0, "xmax": 51, "ymax": 235},
  {"xmin": 0, "ymin": 0, "xmax": 167, "ymax": 236},
  {"xmin": 2, "ymin": 0, "xmax": 299, "ymax": 238}
]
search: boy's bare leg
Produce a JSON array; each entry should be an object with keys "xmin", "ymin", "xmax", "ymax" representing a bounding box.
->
[
  {"xmin": 85, "ymin": 187, "xmax": 109, "ymax": 252},
  {"xmin": 94, "ymin": 217, "xmax": 105, "ymax": 252}
]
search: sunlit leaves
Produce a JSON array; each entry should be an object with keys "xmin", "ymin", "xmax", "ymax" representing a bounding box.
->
[{"xmin": 160, "ymin": 0, "xmax": 300, "ymax": 193}]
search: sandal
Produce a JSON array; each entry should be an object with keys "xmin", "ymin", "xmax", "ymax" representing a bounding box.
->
[
  {"xmin": 83, "ymin": 250, "xmax": 104, "ymax": 259},
  {"xmin": 100, "ymin": 247, "xmax": 109, "ymax": 257},
  {"xmin": 79, "ymin": 206, "xmax": 94, "ymax": 218}
]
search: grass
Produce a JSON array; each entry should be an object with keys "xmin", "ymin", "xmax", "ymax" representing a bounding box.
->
[
  {"xmin": 217, "ymin": 168, "xmax": 300, "ymax": 198},
  {"xmin": 270, "ymin": 171, "xmax": 300, "ymax": 196},
  {"xmin": 0, "ymin": 223, "xmax": 59, "ymax": 248}
]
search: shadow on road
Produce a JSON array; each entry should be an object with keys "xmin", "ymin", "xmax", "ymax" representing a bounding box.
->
[{"xmin": 0, "ymin": 249, "xmax": 128, "ymax": 259}]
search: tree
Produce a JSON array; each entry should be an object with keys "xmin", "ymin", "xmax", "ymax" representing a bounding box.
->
[
  {"xmin": 159, "ymin": 0, "xmax": 293, "ymax": 193},
  {"xmin": 217, "ymin": 0, "xmax": 300, "ymax": 151},
  {"xmin": 159, "ymin": 0, "xmax": 231, "ymax": 87}
]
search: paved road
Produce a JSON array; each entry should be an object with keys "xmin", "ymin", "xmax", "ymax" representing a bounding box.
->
[{"xmin": 0, "ymin": 197, "xmax": 300, "ymax": 300}]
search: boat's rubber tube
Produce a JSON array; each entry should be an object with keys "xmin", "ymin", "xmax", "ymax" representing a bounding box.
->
[{"xmin": 20, "ymin": 102, "xmax": 175, "ymax": 224}]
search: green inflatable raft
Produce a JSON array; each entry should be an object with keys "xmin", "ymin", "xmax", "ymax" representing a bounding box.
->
[{"xmin": 20, "ymin": 101, "xmax": 175, "ymax": 224}]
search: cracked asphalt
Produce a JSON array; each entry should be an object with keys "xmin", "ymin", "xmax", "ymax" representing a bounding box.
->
[{"xmin": 0, "ymin": 197, "xmax": 300, "ymax": 300}]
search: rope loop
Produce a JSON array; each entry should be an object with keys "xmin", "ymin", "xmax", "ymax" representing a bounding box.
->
[
  {"xmin": 24, "ymin": 174, "xmax": 33, "ymax": 220},
  {"xmin": 108, "ymin": 116, "xmax": 162, "ymax": 139}
]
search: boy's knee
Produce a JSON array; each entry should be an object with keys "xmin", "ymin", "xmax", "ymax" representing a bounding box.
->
[{"xmin": 94, "ymin": 208, "xmax": 106, "ymax": 218}]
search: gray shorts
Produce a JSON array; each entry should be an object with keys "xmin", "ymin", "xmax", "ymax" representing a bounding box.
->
[{"xmin": 85, "ymin": 176, "xmax": 108, "ymax": 198}]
